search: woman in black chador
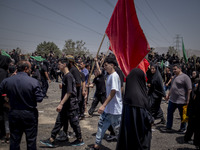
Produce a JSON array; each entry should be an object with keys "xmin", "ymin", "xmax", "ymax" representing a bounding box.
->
[
  {"xmin": 116, "ymin": 68, "xmax": 153, "ymax": 150},
  {"xmin": 147, "ymin": 64, "xmax": 166, "ymax": 124}
]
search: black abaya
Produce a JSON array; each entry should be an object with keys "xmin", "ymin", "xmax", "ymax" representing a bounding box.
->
[
  {"xmin": 148, "ymin": 65, "xmax": 165, "ymax": 120},
  {"xmin": 116, "ymin": 105, "xmax": 152, "ymax": 150},
  {"xmin": 116, "ymin": 68, "xmax": 153, "ymax": 150}
]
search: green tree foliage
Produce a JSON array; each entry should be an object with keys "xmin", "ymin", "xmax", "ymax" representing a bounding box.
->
[
  {"xmin": 62, "ymin": 39, "xmax": 91, "ymax": 57},
  {"xmin": 35, "ymin": 41, "xmax": 61, "ymax": 56}
]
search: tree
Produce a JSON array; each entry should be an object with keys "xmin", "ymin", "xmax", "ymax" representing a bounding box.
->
[
  {"xmin": 62, "ymin": 39, "xmax": 91, "ymax": 57},
  {"xmin": 35, "ymin": 41, "xmax": 61, "ymax": 56},
  {"xmin": 168, "ymin": 46, "xmax": 179, "ymax": 57}
]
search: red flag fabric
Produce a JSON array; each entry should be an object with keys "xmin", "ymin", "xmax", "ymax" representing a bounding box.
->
[
  {"xmin": 105, "ymin": 0, "xmax": 150, "ymax": 76},
  {"xmin": 137, "ymin": 58, "xmax": 150, "ymax": 73}
]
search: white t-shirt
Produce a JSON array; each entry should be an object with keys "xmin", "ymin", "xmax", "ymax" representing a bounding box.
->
[{"xmin": 104, "ymin": 71, "xmax": 122, "ymax": 115}]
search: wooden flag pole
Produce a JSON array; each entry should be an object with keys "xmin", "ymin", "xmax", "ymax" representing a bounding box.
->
[
  {"xmin": 87, "ymin": 33, "xmax": 106, "ymax": 84},
  {"xmin": 100, "ymin": 48, "xmax": 110, "ymax": 67}
]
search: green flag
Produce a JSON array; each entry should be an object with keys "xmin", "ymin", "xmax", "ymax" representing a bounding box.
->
[
  {"xmin": 182, "ymin": 38, "xmax": 188, "ymax": 63},
  {"xmin": 160, "ymin": 60, "xmax": 164, "ymax": 69},
  {"xmin": 30, "ymin": 56, "xmax": 45, "ymax": 62},
  {"xmin": 1, "ymin": 50, "xmax": 11, "ymax": 58}
]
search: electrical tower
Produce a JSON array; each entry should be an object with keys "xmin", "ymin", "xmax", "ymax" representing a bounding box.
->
[{"xmin": 175, "ymin": 34, "xmax": 181, "ymax": 51}]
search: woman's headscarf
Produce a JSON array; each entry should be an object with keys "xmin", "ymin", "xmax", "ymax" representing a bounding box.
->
[
  {"xmin": 149, "ymin": 64, "xmax": 165, "ymax": 97},
  {"xmin": 123, "ymin": 68, "xmax": 150, "ymax": 111}
]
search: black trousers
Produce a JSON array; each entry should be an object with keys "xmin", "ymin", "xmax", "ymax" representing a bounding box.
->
[
  {"xmin": 51, "ymin": 108, "xmax": 82, "ymax": 140},
  {"xmin": 149, "ymin": 96, "xmax": 164, "ymax": 120},
  {"xmin": 41, "ymin": 79, "xmax": 49, "ymax": 97},
  {"xmin": 55, "ymin": 72, "xmax": 62, "ymax": 82},
  {"xmin": 9, "ymin": 110, "xmax": 38, "ymax": 150},
  {"xmin": 78, "ymin": 95, "xmax": 85, "ymax": 117},
  {"xmin": 88, "ymin": 93, "xmax": 106, "ymax": 115}
]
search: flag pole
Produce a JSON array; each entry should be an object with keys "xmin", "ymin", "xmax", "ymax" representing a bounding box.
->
[
  {"xmin": 100, "ymin": 48, "xmax": 110, "ymax": 67},
  {"xmin": 88, "ymin": 33, "xmax": 106, "ymax": 84}
]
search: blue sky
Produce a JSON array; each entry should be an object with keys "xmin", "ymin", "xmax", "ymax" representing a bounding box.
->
[{"xmin": 0, "ymin": 0, "xmax": 200, "ymax": 54}]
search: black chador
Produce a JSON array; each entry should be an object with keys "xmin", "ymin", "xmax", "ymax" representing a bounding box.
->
[{"xmin": 116, "ymin": 68, "xmax": 153, "ymax": 150}]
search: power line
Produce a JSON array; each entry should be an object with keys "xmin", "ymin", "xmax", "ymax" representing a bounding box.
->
[
  {"xmin": 0, "ymin": 27, "xmax": 66, "ymax": 43},
  {"xmin": 104, "ymin": 0, "xmax": 115, "ymax": 8},
  {"xmin": 1, "ymin": 2, "xmax": 107, "ymax": 44},
  {"xmin": 31, "ymin": 0, "xmax": 103, "ymax": 36},
  {"xmin": 145, "ymin": 34, "xmax": 161, "ymax": 47},
  {"xmin": 135, "ymin": 5, "xmax": 171, "ymax": 44},
  {"xmin": 0, "ymin": 37, "xmax": 39, "ymax": 44},
  {"xmin": 143, "ymin": 0, "xmax": 172, "ymax": 37},
  {"xmin": 80, "ymin": 0, "xmax": 109, "ymax": 20},
  {"xmin": 0, "ymin": 4, "xmax": 76, "ymax": 33},
  {"xmin": 0, "ymin": 43, "xmax": 36, "ymax": 51}
]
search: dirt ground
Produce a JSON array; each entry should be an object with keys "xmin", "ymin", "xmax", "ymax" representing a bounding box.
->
[{"xmin": 0, "ymin": 81, "xmax": 197, "ymax": 150}]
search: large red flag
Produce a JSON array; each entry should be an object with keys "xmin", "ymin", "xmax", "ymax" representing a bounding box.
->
[{"xmin": 105, "ymin": 0, "xmax": 150, "ymax": 76}]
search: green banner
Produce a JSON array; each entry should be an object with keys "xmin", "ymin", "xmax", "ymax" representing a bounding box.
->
[
  {"xmin": 1, "ymin": 50, "xmax": 11, "ymax": 58},
  {"xmin": 182, "ymin": 38, "xmax": 188, "ymax": 63}
]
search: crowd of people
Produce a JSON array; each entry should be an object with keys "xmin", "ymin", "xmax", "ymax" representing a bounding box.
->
[{"xmin": 0, "ymin": 49, "xmax": 200, "ymax": 150}]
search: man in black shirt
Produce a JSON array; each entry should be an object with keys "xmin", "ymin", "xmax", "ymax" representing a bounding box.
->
[
  {"xmin": 0, "ymin": 61, "xmax": 44, "ymax": 150},
  {"xmin": 66, "ymin": 55, "xmax": 82, "ymax": 105},
  {"xmin": 40, "ymin": 58, "xmax": 84, "ymax": 147},
  {"xmin": 88, "ymin": 57, "xmax": 106, "ymax": 116},
  {"xmin": 164, "ymin": 66, "xmax": 172, "ymax": 92},
  {"xmin": 40, "ymin": 60, "xmax": 51, "ymax": 98}
]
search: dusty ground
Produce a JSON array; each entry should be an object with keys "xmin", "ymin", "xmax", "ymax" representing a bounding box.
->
[{"xmin": 0, "ymin": 81, "xmax": 197, "ymax": 150}]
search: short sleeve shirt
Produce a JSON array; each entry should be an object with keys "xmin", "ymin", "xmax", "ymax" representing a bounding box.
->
[
  {"xmin": 40, "ymin": 65, "xmax": 47, "ymax": 80},
  {"xmin": 170, "ymin": 73, "xmax": 192, "ymax": 104},
  {"xmin": 81, "ymin": 68, "xmax": 89, "ymax": 84},
  {"xmin": 70, "ymin": 67, "xmax": 81, "ymax": 85},
  {"xmin": 80, "ymin": 72, "xmax": 85, "ymax": 82},
  {"xmin": 104, "ymin": 72, "xmax": 122, "ymax": 115},
  {"xmin": 61, "ymin": 72, "xmax": 78, "ymax": 110},
  {"xmin": 93, "ymin": 74, "xmax": 106, "ymax": 94}
]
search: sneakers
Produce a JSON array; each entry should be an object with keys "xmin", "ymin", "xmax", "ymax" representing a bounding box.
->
[
  {"xmin": 67, "ymin": 131, "xmax": 76, "ymax": 139},
  {"xmin": 177, "ymin": 128, "xmax": 186, "ymax": 133},
  {"xmin": 106, "ymin": 135, "xmax": 117, "ymax": 141},
  {"xmin": 40, "ymin": 138, "xmax": 57, "ymax": 148},
  {"xmin": 70, "ymin": 139, "xmax": 84, "ymax": 146},
  {"xmin": 79, "ymin": 114, "xmax": 85, "ymax": 120},
  {"xmin": 184, "ymin": 140, "xmax": 194, "ymax": 144},
  {"xmin": 151, "ymin": 129, "xmax": 156, "ymax": 132},
  {"xmin": 88, "ymin": 109, "xmax": 94, "ymax": 116},
  {"xmin": 162, "ymin": 127, "xmax": 172, "ymax": 133},
  {"xmin": 160, "ymin": 118, "xmax": 166, "ymax": 125},
  {"xmin": 56, "ymin": 130, "xmax": 69, "ymax": 142}
]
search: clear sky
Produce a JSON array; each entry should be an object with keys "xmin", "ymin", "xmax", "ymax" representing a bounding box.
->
[{"xmin": 0, "ymin": 0, "xmax": 200, "ymax": 54}]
